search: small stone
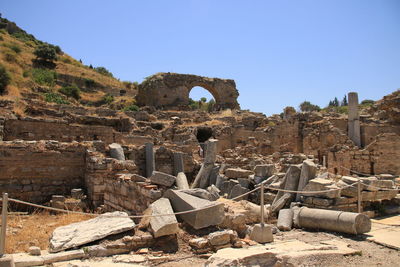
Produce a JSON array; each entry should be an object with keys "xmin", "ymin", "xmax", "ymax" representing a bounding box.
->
[
  {"xmin": 208, "ymin": 230, "xmax": 234, "ymax": 246},
  {"xmin": 28, "ymin": 246, "xmax": 41, "ymax": 256},
  {"xmin": 249, "ymin": 224, "xmax": 273, "ymax": 243},
  {"xmin": 225, "ymin": 168, "xmax": 254, "ymax": 179},
  {"xmin": 150, "ymin": 171, "xmax": 176, "ymax": 187},
  {"xmin": 189, "ymin": 237, "xmax": 209, "ymax": 249}
]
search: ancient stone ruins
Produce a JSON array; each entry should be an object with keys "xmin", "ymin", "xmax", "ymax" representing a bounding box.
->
[{"xmin": 0, "ymin": 73, "xmax": 399, "ymax": 266}]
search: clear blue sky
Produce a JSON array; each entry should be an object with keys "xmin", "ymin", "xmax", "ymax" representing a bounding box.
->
[{"xmin": 1, "ymin": 0, "xmax": 399, "ymax": 115}]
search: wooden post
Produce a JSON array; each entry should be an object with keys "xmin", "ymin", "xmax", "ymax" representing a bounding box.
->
[
  {"xmin": 260, "ymin": 182, "xmax": 265, "ymax": 227},
  {"xmin": 0, "ymin": 193, "xmax": 8, "ymax": 256},
  {"xmin": 357, "ymin": 180, "xmax": 362, "ymax": 213}
]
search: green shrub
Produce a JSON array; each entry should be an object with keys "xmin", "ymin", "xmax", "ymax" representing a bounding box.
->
[
  {"xmin": 123, "ymin": 104, "xmax": 139, "ymax": 112},
  {"xmin": 361, "ymin": 99, "xmax": 374, "ymax": 106},
  {"xmin": 299, "ymin": 101, "xmax": 321, "ymax": 112},
  {"xmin": 0, "ymin": 64, "xmax": 11, "ymax": 94},
  {"xmin": 22, "ymin": 70, "xmax": 29, "ymax": 78},
  {"xmin": 44, "ymin": 92, "xmax": 69, "ymax": 104},
  {"xmin": 94, "ymin": 66, "xmax": 113, "ymax": 77},
  {"xmin": 59, "ymin": 84, "xmax": 81, "ymax": 100},
  {"xmin": 34, "ymin": 44, "xmax": 57, "ymax": 62},
  {"xmin": 102, "ymin": 94, "xmax": 114, "ymax": 105},
  {"xmin": 32, "ymin": 68, "xmax": 57, "ymax": 86},
  {"xmin": 0, "ymin": 35, "xmax": 3, "ymax": 41},
  {"xmin": 84, "ymin": 78, "xmax": 95, "ymax": 88}
]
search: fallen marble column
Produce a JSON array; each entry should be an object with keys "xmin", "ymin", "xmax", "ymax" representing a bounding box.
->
[
  {"xmin": 277, "ymin": 209, "xmax": 294, "ymax": 231},
  {"xmin": 296, "ymin": 207, "xmax": 371, "ymax": 234},
  {"xmin": 176, "ymin": 172, "xmax": 189, "ymax": 189},
  {"xmin": 164, "ymin": 189, "xmax": 224, "ymax": 229}
]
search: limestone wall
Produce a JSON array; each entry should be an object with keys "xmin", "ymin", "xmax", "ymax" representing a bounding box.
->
[
  {"xmin": 4, "ymin": 119, "xmax": 115, "ymax": 144},
  {"xmin": 327, "ymin": 133, "xmax": 400, "ymax": 175},
  {"xmin": 0, "ymin": 141, "xmax": 86, "ymax": 203},
  {"xmin": 103, "ymin": 174, "xmax": 162, "ymax": 214}
]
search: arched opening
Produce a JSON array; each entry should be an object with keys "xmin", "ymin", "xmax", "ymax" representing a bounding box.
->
[{"xmin": 188, "ymin": 86, "xmax": 216, "ymax": 112}]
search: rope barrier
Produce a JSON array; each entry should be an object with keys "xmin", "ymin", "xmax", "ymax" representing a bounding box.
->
[
  {"xmin": 5, "ymin": 181, "xmax": 367, "ymax": 219},
  {"xmin": 3, "ymin": 170, "xmax": 398, "ymax": 219}
]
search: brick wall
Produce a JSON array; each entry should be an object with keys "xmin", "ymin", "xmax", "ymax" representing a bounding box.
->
[{"xmin": 0, "ymin": 141, "xmax": 86, "ymax": 203}]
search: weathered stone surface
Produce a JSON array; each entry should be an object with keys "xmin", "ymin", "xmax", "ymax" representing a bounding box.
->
[
  {"xmin": 249, "ymin": 224, "xmax": 273, "ymax": 243},
  {"xmin": 225, "ymin": 168, "xmax": 253, "ymax": 179},
  {"xmin": 215, "ymin": 175, "xmax": 227, "ymax": 190},
  {"xmin": 164, "ymin": 189, "xmax": 225, "ymax": 229},
  {"xmin": 228, "ymin": 184, "xmax": 249, "ymax": 200},
  {"xmin": 207, "ymin": 184, "xmax": 221, "ymax": 201},
  {"xmin": 149, "ymin": 198, "xmax": 179, "ymax": 238},
  {"xmin": 28, "ymin": 246, "xmax": 41, "ymax": 256},
  {"xmin": 176, "ymin": 172, "xmax": 189, "ymax": 189},
  {"xmin": 295, "ymin": 160, "xmax": 317, "ymax": 201},
  {"xmin": 173, "ymin": 152, "xmax": 184, "ymax": 175},
  {"xmin": 150, "ymin": 171, "xmax": 176, "ymax": 187},
  {"xmin": 297, "ymin": 207, "xmax": 371, "ymax": 234},
  {"xmin": 145, "ymin": 143, "xmax": 155, "ymax": 178},
  {"xmin": 0, "ymin": 255, "xmax": 14, "ymax": 267},
  {"xmin": 49, "ymin": 211, "xmax": 135, "ymax": 252},
  {"xmin": 221, "ymin": 180, "xmax": 239, "ymax": 196},
  {"xmin": 277, "ymin": 209, "xmax": 294, "ymax": 231},
  {"xmin": 189, "ymin": 237, "xmax": 209, "ymax": 249},
  {"xmin": 348, "ymin": 92, "xmax": 361, "ymax": 147},
  {"xmin": 109, "ymin": 143, "xmax": 125, "ymax": 161},
  {"xmin": 192, "ymin": 139, "xmax": 218, "ymax": 189},
  {"xmin": 237, "ymin": 178, "xmax": 250, "ymax": 188},
  {"xmin": 272, "ymin": 165, "xmax": 301, "ymax": 212},
  {"xmin": 302, "ymin": 178, "xmax": 341, "ymax": 199},
  {"xmin": 180, "ymin": 188, "xmax": 215, "ymax": 201},
  {"xmin": 206, "ymin": 239, "xmax": 361, "ymax": 267},
  {"xmin": 136, "ymin": 72, "xmax": 240, "ymax": 110},
  {"xmin": 208, "ymin": 230, "xmax": 234, "ymax": 246},
  {"xmin": 253, "ymin": 164, "xmax": 275, "ymax": 178}
]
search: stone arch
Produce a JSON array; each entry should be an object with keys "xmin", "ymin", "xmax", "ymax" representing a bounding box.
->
[
  {"xmin": 187, "ymin": 83, "xmax": 221, "ymax": 104},
  {"xmin": 136, "ymin": 72, "xmax": 240, "ymax": 110}
]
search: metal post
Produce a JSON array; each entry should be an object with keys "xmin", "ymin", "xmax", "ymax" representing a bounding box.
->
[
  {"xmin": 357, "ymin": 180, "xmax": 362, "ymax": 213},
  {"xmin": 260, "ymin": 182, "xmax": 264, "ymax": 227},
  {"xmin": 0, "ymin": 193, "xmax": 8, "ymax": 256}
]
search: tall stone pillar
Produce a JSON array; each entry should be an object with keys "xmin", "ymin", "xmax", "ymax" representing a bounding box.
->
[
  {"xmin": 348, "ymin": 92, "xmax": 361, "ymax": 147},
  {"xmin": 145, "ymin": 143, "xmax": 155, "ymax": 178},
  {"xmin": 173, "ymin": 152, "xmax": 184, "ymax": 175}
]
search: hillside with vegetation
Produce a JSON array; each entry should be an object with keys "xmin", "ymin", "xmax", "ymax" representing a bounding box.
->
[{"xmin": 0, "ymin": 16, "xmax": 139, "ymax": 114}]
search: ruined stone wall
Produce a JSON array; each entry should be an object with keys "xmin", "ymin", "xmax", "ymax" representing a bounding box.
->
[
  {"xmin": 103, "ymin": 174, "xmax": 162, "ymax": 215},
  {"xmin": 327, "ymin": 133, "xmax": 400, "ymax": 175},
  {"xmin": 361, "ymin": 124, "xmax": 400, "ymax": 148},
  {"xmin": 4, "ymin": 119, "xmax": 115, "ymax": 144},
  {"xmin": 0, "ymin": 141, "xmax": 86, "ymax": 203}
]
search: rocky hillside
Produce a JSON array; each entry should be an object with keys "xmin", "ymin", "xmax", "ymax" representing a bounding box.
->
[{"xmin": 0, "ymin": 17, "xmax": 138, "ymax": 114}]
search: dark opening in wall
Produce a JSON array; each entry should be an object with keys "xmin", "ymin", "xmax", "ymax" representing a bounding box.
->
[{"xmin": 196, "ymin": 127, "xmax": 213, "ymax": 143}]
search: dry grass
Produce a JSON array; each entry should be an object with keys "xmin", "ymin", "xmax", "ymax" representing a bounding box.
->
[
  {"xmin": 3, "ymin": 210, "xmax": 91, "ymax": 253},
  {"xmin": 0, "ymin": 30, "xmax": 125, "ymax": 101}
]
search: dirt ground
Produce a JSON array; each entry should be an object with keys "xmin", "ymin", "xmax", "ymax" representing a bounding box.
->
[
  {"xmin": 4, "ymin": 211, "xmax": 400, "ymax": 266},
  {"xmin": 3, "ymin": 211, "xmax": 91, "ymax": 254}
]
